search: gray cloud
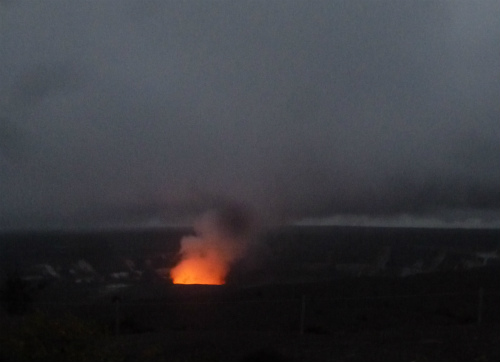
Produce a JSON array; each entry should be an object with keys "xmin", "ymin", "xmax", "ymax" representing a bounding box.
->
[
  {"xmin": 1, "ymin": 1, "xmax": 499, "ymax": 229},
  {"xmin": 7, "ymin": 62, "xmax": 79, "ymax": 109}
]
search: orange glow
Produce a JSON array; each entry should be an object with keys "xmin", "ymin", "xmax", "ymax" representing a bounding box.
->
[
  {"xmin": 169, "ymin": 210, "xmax": 249, "ymax": 285},
  {"xmin": 170, "ymin": 252, "xmax": 227, "ymax": 285}
]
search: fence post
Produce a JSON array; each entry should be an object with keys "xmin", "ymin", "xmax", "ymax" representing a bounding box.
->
[
  {"xmin": 477, "ymin": 287, "xmax": 484, "ymax": 326},
  {"xmin": 113, "ymin": 296, "xmax": 121, "ymax": 335},
  {"xmin": 300, "ymin": 294, "xmax": 306, "ymax": 335}
]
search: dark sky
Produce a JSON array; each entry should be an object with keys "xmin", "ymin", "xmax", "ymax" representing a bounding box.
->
[{"xmin": 1, "ymin": 1, "xmax": 499, "ymax": 229}]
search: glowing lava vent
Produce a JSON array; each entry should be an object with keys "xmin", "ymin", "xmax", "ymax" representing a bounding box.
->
[
  {"xmin": 170, "ymin": 242, "xmax": 227, "ymax": 285},
  {"xmin": 170, "ymin": 206, "xmax": 252, "ymax": 285}
]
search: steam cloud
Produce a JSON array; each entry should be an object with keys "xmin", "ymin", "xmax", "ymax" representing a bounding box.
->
[{"xmin": 170, "ymin": 203, "xmax": 254, "ymax": 285}]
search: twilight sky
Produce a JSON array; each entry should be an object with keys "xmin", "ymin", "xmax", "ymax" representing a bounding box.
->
[{"xmin": 1, "ymin": 1, "xmax": 499, "ymax": 229}]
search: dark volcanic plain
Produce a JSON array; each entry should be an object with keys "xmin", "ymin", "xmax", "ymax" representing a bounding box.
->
[{"xmin": 1, "ymin": 226, "xmax": 500, "ymax": 362}]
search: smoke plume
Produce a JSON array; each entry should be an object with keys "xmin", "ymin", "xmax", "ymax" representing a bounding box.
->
[{"xmin": 170, "ymin": 204, "xmax": 254, "ymax": 285}]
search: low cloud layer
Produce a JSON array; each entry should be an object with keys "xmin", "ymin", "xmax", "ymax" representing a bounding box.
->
[{"xmin": 1, "ymin": 1, "xmax": 499, "ymax": 229}]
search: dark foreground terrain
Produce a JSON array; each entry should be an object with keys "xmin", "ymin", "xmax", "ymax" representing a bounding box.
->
[
  {"xmin": 2, "ymin": 267, "xmax": 500, "ymax": 362},
  {"xmin": 1, "ymin": 226, "xmax": 500, "ymax": 361}
]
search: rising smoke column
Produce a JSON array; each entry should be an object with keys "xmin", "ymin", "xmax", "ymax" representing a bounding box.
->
[{"xmin": 170, "ymin": 204, "xmax": 254, "ymax": 285}]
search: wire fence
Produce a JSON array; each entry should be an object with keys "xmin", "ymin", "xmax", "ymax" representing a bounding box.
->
[{"xmin": 32, "ymin": 288, "xmax": 500, "ymax": 335}]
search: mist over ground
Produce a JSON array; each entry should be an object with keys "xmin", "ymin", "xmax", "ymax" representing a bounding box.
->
[{"xmin": 1, "ymin": 1, "xmax": 499, "ymax": 229}]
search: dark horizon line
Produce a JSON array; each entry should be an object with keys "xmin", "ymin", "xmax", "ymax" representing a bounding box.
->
[{"xmin": 1, "ymin": 223, "xmax": 500, "ymax": 235}]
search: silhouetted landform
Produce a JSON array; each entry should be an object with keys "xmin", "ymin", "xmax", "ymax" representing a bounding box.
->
[
  {"xmin": 1, "ymin": 226, "xmax": 500, "ymax": 361},
  {"xmin": 1, "ymin": 226, "xmax": 499, "ymax": 285}
]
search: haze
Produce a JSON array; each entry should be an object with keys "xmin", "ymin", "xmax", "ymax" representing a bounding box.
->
[{"xmin": 1, "ymin": 1, "xmax": 499, "ymax": 229}]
